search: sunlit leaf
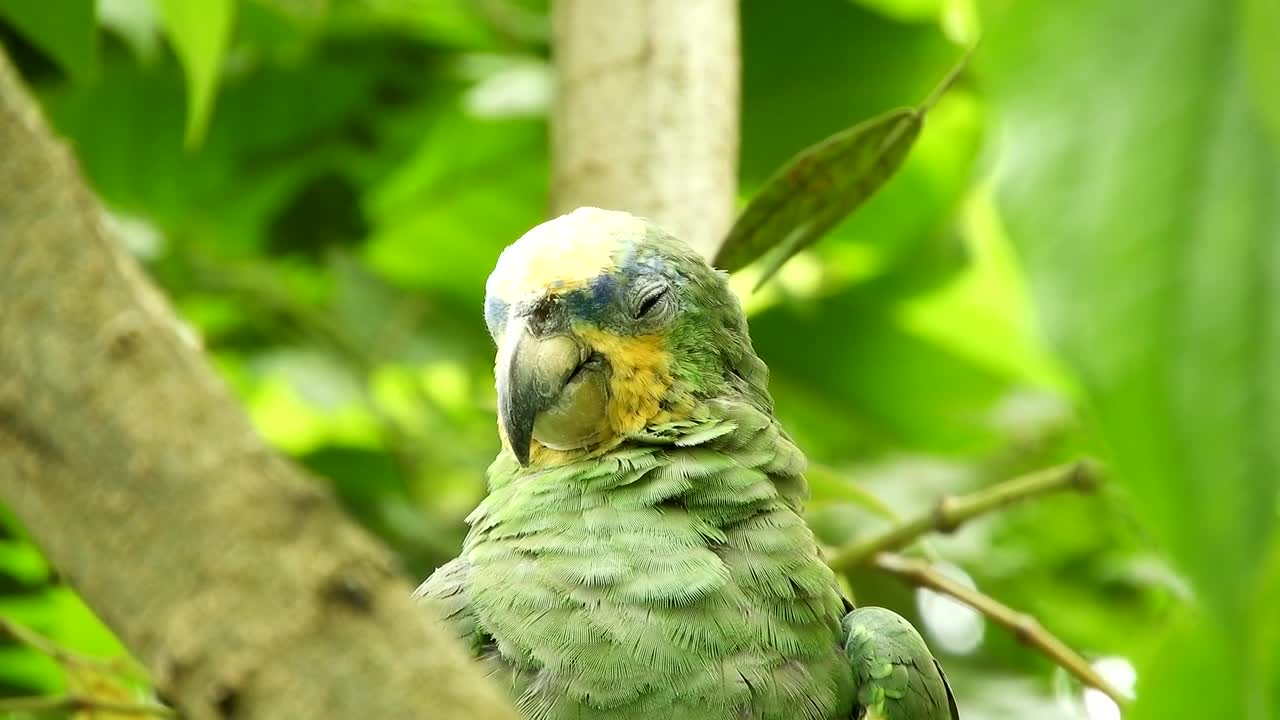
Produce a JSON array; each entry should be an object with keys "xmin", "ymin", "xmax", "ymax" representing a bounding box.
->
[
  {"xmin": 0, "ymin": 540, "xmax": 49, "ymax": 585},
  {"xmin": 155, "ymin": 0, "xmax": 236, "ymax": 146},
  {"xmin": 848, "ymin": 0, "xmax": 941, "ymax": 23},
  {"xmin": 0, "ymin": 589, "xmax": 126, "ymax": 659},
  {"xmin": 245, "ymin": 371, "xmax": 381, "ymax": 453},
  {"xmin": 0, "ymin": 0, "xmax": 96, "ymax": 80},
  {"xmin": 0, "ymin": 646, "xmax": 62, "ymax": 694},
  {"xmin": 326, "ymin": 0, "xmax": 500, "ymax": 48}
]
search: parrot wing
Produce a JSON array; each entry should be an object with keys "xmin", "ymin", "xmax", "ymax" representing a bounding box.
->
[
  {"xmin": 413, "ymin": 557, "xmax": 489, "ymax": 654},
  {"xmin": 843, "ymin": 606, "xmax": 959, "ymax": 720}
]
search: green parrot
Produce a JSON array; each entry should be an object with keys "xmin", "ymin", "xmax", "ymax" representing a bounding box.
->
[{"xmin": 416, "ymin": 208, "xmax": 957, "ymax": 720}]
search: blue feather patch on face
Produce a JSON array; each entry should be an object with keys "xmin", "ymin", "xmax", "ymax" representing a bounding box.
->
[
  {"xmin": 484, "ymin": 296, "xmax": 508, "ymax": 340},
  {"xmin": 589, "ymin": 273, "xmax": 617, "ymax": 309},
  {"xmin": 561, "ymin": 275, "xmax": 614, "ymax": 323},
  {"xmin": 625, "ymin": 246, "xmax": 670, "ymax": 279}
]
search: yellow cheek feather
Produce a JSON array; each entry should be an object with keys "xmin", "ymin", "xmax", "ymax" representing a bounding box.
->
[
  {"xmin": 511, "ymin": 332, "xmax": 685, "ymax": 468},
  {"xmin": 507, "ymin": 327, "xmax": 683, "ymax": 467},
  {"xmin": 578, "ymin": 328, "xmax": 674, "ymax": 437}
]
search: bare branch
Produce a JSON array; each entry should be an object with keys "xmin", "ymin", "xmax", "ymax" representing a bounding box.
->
[
  {"xmin": 828, "ymin": 460, "xmax": 1102, "ymax": 572},
  {"xmin": 872, "ymin": 552, "xmax": 1132, "ymax": 710}
]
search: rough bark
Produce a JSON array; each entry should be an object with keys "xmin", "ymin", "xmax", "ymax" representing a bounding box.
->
[
  {"xmin": 550, "ymin": 0, "xmax": 740, "ymax": 258},
  {"xmin": 0, "ymin": 49, "xmax": 515, "ymax": 720}
]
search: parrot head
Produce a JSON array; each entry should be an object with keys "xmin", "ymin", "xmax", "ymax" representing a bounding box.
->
[{"xmin": 484, "ymin": 207, "xmax": 770, "ymax": 466}]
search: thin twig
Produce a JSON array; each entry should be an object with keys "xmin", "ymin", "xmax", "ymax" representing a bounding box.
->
[
  {"xmin": 0, "ymin": 614, "xmax": 142, "ymax": 678},
  {"xmin": 828, "ymin": 460, "xmax": 1101, "ymax": 573},
  {"xmin": 0, "ymin": 694, "xmax": 176, "ymax": 716},
  {"xmin": 872, "ymin": 551, "xmax": 1132, "ymax": 710},
  {"xmin": 920, "ymin": 41, "xmax": 978, "ymax": 113}
]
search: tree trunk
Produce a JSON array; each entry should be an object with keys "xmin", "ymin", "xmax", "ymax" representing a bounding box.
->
[
  {"xmin": 550, "ymin": 0, "xmax": 740, "ymax": 258},
  {"xmin": 0, "ymin": 49, "xmax": 515, "ymax": 720}
]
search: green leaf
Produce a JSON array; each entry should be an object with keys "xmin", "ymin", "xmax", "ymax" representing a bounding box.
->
[
  {"xmin": 0, "ymin": 588, "xmax": 127, "ymax": 659},
  {"xmin": 714, "ymin": 106, "xmax": 923, "ymax": 282},
  {"xmin": 156, "ymin": 0, "xmax": 236, "ymax": 146},
  {"xmin": 0, "ymin": 647, "xmax": 62, "ymax": 695},
  {"xmin": 0, "ymin": 540, "xmax": 49, "ymax": 585},
  {"xmin": 716, "ymin": 47, "xmax": 970, "ymax": 287},
  {"xmin": 0, "ymin": 0, "xmax": 96, "ymax": 80},
  {"xmin": 985, "ymin": 0, "xmax": 1280, "ymax": 714}
]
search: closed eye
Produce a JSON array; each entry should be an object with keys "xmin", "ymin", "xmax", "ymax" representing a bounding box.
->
[{"xmin": 636, "ymin": 287, "xmax": 668, "ymax": 318}]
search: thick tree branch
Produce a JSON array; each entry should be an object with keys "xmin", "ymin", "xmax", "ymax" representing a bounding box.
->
[
  {"xmin": 0, "ymin": 48, "xmax": 515, "ymax": 720},
  {"xmin": 872, "ymin": 552, "xmax": 1132, "ymax": 710},
  {"xmin": 551, "ymin": 0, "xmax": 739, "ymax": 258},
  {"xmin": 828, "ymin": 460, "xmax": 1102, "ymax": 572}
]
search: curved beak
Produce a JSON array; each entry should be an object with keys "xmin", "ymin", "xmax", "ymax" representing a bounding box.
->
[{"xmin": 496, "ymin": 320, "xmax": 583, "ymax": 465}]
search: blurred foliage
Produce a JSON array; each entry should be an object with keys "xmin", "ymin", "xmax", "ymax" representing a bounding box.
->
[
  {"xmin": 154, "ymin": 0, "xmax": 234, "ymax": 144},
  {"xmin": 0, "ymin": 0, "xmax": 1275, "ymax": 718},
  {"xmin": 982, "ymin": 0, "xmax": 1280, "ymax": 715},
  {"xmin": 0, "ymin": 0, "xmax": 96, "ymax": 81}
]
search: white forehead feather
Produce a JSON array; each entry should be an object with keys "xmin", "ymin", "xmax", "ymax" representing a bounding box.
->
[{"xmin": 486, "ymin": 207, "xmax": 649, "ymax": 303}]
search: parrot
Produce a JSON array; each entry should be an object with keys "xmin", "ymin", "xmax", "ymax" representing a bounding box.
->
[{"xmin": 415, "ymin": 207, "xmax": 958, "ymax": 720}]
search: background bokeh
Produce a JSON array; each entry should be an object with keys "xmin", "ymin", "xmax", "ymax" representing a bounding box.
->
[{"xmin": 0, "ymin": 0, "xmax": 1276, "ymax": 718}]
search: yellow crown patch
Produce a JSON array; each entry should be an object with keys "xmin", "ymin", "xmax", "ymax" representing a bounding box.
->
[{"xmin": 486, "ymin": 207, "xmax": 649, "ymax": 303}]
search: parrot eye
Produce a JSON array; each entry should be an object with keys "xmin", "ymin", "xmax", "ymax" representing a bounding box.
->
[{"xmin": 634, "ymin": 284, "xmax": 671, "ymax": 320}]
